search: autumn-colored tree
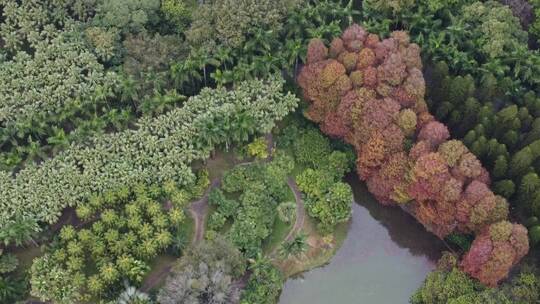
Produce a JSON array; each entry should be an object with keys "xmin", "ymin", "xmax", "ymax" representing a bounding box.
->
[
  {"xmin": 461, "ymin": 221, "xmax": 529, "ymax": 287},
  {"xmin": 297, "ymin": 24, "xmax": 528, "ymax": 286}
]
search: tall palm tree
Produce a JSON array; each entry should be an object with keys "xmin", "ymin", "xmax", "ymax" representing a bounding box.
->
[
  {"xmin": 283, "ymin": 39, "xmax": 304, "ymax": 76},
  {"xmin": 248, "ymin": 252, "xmax": 272, "ymax": 275}
]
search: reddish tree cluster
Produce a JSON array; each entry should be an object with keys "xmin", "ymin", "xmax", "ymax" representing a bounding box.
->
[
  {"xmin": 297, "ymin": 24, "xmax": 529, "ymax": 286},
  {"xmin": 461, "ymin": 221, "xmax": 528, "ymax": 286}
]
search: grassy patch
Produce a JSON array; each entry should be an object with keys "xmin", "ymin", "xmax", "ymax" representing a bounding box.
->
[
  {"xmin": 202, "ymin": 149, "xmax": 239, "ymax": 180},
  {"xmin": 179, "ymin": 211, "xmax": 195, "ymax": 244},
  {"xmin": 11, "ymin": 245, "xmax": 43, "ymax": 275},
  {"xmin": 275, "ymin": 214, "xmax": 350, "ymax": 278},
  {"xmin": 262, "ymin": 217, "xmax": 292, "ymax": 255},
  {"xmin": 141, "ymin": 254, "xmax": 178, "ymax": 291}
]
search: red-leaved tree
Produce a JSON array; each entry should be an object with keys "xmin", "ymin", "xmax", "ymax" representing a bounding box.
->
[{"xmin": 297, "ymin": 24, "xmax": 528, "ymax": 286}]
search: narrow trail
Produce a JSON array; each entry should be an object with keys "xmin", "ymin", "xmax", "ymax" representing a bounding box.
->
[
  {"xmin": 141, "ymin": 264, "xmax": 173, "ymax": 292},
  {"xmin": 189, "ymin": 178, "xmax": 221, "ymax": 245},
  {"xmin": 141, "ymin": 133, "xmax": 274, "ymax": 293},
  {"xmin": 269, "ymin": 177, "xmax": 307, "ymax": 259},
  {"xmin": 284, "ymin": 177, "xmax": 306, "ymax": 243},
  {"xmin": 141, "ymin": 178, "xmax": 220, "ymax": 292}
]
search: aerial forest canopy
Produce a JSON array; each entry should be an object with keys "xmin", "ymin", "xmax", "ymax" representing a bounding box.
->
[
  {"xmin": 0, "ymin": 77, "xmax": 297, "ymax": 232},
  {"xmin": 3, "ymin": 0, "xmax": 540, "ymax": 303},
  {"xmin": 298, "ymin": 24, "xmax": 529, "ymax": 287}
]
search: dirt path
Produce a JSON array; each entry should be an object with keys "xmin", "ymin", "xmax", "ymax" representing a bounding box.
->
[
  {"xmin": 269, "ymin": 177, "xmax": 307, "ymax": 259},
  {"xmin": 189, "ymin": 178, "xmax": 221, "ymax": 245},
  {"xmin": 141, "ymin": 178, "xmax": 220, "ymax": 291},
  {"xmin": 284, "ymin": 177, "xmax": 306, "ymax": 242},
  {"xmin": 141, "ymin": 133, "xmax": 273, "ymax": 292},
  {"xmin": 141, "ymin": 264, "xmax": 173, "ymax": 292},
  {"xmin": 230, "ymin": 271, "xmax": 252, "ymax": 303}
]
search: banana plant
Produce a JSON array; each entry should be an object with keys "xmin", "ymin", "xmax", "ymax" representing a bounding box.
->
[
  {"xmin": 46, "ymin": 127, "xmax": 69, "ymax": 154},
  {"xmin": 0, "ymin": 216, "xmax": 39, "ymax": 247}
]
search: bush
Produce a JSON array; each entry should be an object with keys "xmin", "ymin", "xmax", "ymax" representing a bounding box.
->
[
  {"xmin": 412, "ymin": 259, "xmax": 540, "ymax": 304},
  {"xmin": 293, "ymin": 129, "xmax": 332, "ymax": 168},
  {"xmin": 277, "ymin": 201, "xmax": 296, "ymax": 223},
  {"xmin": 0, "ymin": 254, "xmax": 18, "ymax": 274},
  {"xmin": 0, "ymin": 274, "xmax": 28, "ymax": 304},
  {"xmin": 240, "ymin": 260, "xmax": 283, "ymax": 304},
  {"xmin": 161, "ymin": 0, "xmax": 196, "ymax": 32},
  {"xmin": 247, "ymin": 137, "xmax": 269, "ymax": 159},
  {"xmin": 158, "ymin": 237, "xmax": 245, "ymax": 304},
  {"xmin": 91, "ymin": 0, "xmax": 161, "ymax": 34}
]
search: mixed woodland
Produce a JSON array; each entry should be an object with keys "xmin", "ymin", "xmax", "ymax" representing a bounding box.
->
[{"xmin": 3, "ymin": 0, "xmax": 540, "ymax": 303}]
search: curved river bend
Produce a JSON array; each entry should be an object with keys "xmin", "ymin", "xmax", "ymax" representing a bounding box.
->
[{"xmin": 279, "ymin": 175, "xmax": 444, "ymax": 304}]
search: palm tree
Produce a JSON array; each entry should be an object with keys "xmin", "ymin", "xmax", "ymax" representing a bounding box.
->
[
  {"xmin": 47, "ymin": 127, "xmax": 69, "ymax": 154},
  {"xmin": 120, "ymin": 75, "xmax": 139, "ymax": 104},
  {"xmin": 0, "ymin": 217, "xmax": 39, "ymax": 247},
  {"xmin": 283, "ymin": 39, "xmax": 304, "ymax": 76},
  {"xmin": 213, "ymin": 47, "xmax": 233, "ymax": 71},
  {"xmin": 279, "ymin": 233, "xmax": 308, "ymax": 259},
  {"xmin": 244, "ymin": 28, "xmax": 276, "ymax": 55},
  {"xmin": 21, "ymin": 136, "xmax": 47, "ymax": 163},
  {"xmin": 211, "ymin": 69, "xmax": 235, "ymax": 86},
  {"xmin": 230, "ymin": 113, "xmax": 254, "ymax": 143},
  {"xmin": 248, "ymin": 252, "xmax": 272, "ymax": 275},
  {"xmin": 117, "ymin": 280, "xmax": 151, "ymax": 304},
  {"xmin": 307, "ymin": 21, "xmax": 341, "ymax": 41}
]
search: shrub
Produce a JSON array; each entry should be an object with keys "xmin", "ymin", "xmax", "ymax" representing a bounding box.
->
[
  {"xmin": 158, "ymin": 237, "xmax": 245, "ymax": 304},
  {"xmin": 247, "ymin": 137, "xmax": 269, "ymax": 160},
  {"xmin": 277, "ymin": 201, "xmax": 297, "ymax": 223},
  {"xmin": 240, "ymin": 260, "xmax": 283, "ymax": 304}
]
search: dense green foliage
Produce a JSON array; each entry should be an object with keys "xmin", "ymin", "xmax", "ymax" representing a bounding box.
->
[
  {"xmin": 29, "ymin": 183, "xmax": 188, "ymax": 303},
  {"xmin": 174, "ymin": 0, "xmax": 358, "ymax": 89},
  {"xmin": 412, "ymin": 253, "xmax": 540, "ymax": 304},
  {"xmin": 0, "ymin": 250, "xmax": 27, "ymax": 303},
  {"xmin": 209, "ymin": 152, "xmax": 294, "ymax": 257},
  {"xmin": 187, "ymin": 0, "xmax": 300, "ymax": 51},
  {"xmin": 158, "ymin": 237, "xmax": 246, "ymax": 304},
  {"xmin": 0, "ymin": 0, "xmax": 196, "ymax": 173},
  {"xmin": 0, "ymin": 34, "xmax": 121, "ymax": 170},
  {"xmin": 0, "ymin": 77, "xmax": 297, "ymax": 240},
  {"xmin": 240, "ymin": 257, "xmax": 284, "ymax": 304},
  {"xmin": 280, "ymin": 125, "xmax": 354, "ymax": 232}
]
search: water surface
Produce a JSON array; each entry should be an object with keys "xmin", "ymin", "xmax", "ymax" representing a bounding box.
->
[{"xmin": 279, "ymin": 175, "xmax": 444, "ymax": 304}]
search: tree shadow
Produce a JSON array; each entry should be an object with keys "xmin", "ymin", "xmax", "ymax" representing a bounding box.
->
[{"xmin": 345, "ymin": 173, "xmax": 445, "ymax": 262}]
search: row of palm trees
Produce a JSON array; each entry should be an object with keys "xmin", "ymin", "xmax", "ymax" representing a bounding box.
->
[{"xmin": 172, "ymin": 0, "xmax": 358, "ymax": 91}]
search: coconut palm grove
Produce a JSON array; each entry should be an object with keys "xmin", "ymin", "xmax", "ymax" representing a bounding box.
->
[{"xmin": 3, "ymin": 0, "xmax": 540, "ymax": 303}]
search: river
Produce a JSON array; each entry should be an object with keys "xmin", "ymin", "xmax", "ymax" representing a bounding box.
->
[{"xmin": 278, "ymin": 174, "xmax": 444, "ymax": 304}]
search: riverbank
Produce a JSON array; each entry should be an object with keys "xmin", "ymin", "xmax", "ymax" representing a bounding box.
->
[{"xmin": 278, "ymin": 175, "xmax": 445, "ymax": 304}]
